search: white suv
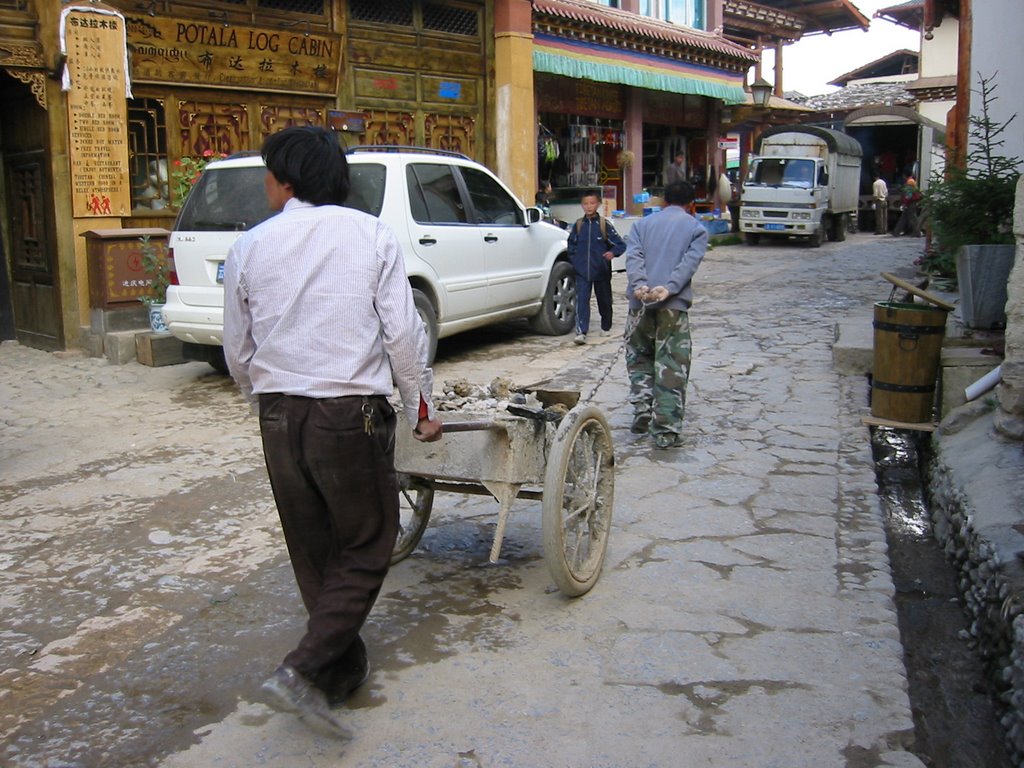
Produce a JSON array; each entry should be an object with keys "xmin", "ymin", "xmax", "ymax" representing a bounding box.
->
[{"xmin": 163, "ymin": 146, "xmax": 575, "ymax": 370}]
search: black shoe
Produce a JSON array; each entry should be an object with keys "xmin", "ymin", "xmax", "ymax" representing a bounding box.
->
[
  {"xmin": 323, "ymin": 658, "xmax": 370, "ymax": 708},
  {"xmin": 261, "ymin": 665, "xmax": 350, "ymax": 738}
]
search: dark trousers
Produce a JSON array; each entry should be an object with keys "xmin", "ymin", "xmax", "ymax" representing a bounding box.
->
[
  {"xmin": 894, "ymin": 203, "xmax": 920, "ymax": 236},
  {"xmin": 258, "ymin": 393, "xmax": 398, "ymax": 686},
  {"xmin": 575, "ymin": 275, "xmax": 613, "ymax": 334}
]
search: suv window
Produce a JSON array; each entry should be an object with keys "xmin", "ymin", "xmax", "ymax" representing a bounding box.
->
[
  {"xmin": 407, "ymin": 164, "xmax": 467, "ymax": 224},
  {"xmin": 461, "ymin": 166, "xmax": 523, "ymax": 226},
  {"xmin": 176, "ymin": 166, "xmax": 276, "ymax": 232},
  {"xmin": 345, "ymin": 162, "xmax": 386, "ymax": 216}
]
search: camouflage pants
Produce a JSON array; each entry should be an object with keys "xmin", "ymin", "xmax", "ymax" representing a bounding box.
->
[{"xmin": 624, "ymin": 307, "xmax": 692, "ymax": 437}]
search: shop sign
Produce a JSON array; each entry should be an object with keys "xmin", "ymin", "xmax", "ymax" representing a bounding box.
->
[
  {"xmin": 125, "ymin": 16, "xmax": 341, "ymax": 95},
  {"xmin": 63, "ymin": 8, "xmax": 132, "ymax": 217},
  {"xmin": 536, "ymin": 74, "xmax": 624, "ymax": 119}
]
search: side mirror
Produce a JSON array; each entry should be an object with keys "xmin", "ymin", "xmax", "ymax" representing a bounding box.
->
[{"xmin": 526, "ymin": 207, "xmax": 542, "ymax": 224}]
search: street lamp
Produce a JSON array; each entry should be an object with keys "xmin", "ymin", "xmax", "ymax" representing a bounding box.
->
[{"xmin": 750, "ymin": 77, "xmax": 773, "ymax": 109}]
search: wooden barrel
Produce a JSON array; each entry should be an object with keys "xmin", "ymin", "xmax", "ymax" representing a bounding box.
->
[{"xmin": 871, "ymin": 301, "xmax": 948, "ymax": 423}]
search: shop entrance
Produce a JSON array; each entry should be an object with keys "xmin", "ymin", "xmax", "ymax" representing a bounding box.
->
[
  {"xmin": 641, "ymin": 124, "xmax": 710, "ymax": 199},
  {"xmin": 537, "ymin": 113, "xmax": 626, "ymax": 224},
  {"xmin": 1, "ymin": 74, "xmax": 61, "ymax": 350}
]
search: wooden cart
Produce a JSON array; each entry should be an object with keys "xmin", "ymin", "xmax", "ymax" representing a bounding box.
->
[{"xmin": 391, "ymin": 391, "xmax": 615, "ymax": 596}]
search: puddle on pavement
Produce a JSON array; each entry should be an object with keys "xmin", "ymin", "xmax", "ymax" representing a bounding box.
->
[{"xmin": 870, "ymin": 427, "xmax": 1012, "ymax": 768}]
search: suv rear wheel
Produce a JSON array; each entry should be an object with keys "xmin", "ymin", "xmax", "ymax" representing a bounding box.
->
[
  {"xmin": 528, "ymin": 261, "xmax": 576, "ymax": 336},
  {"xmin": 412, "ymin": 288, "xmax": 439, "ymax": 364}
]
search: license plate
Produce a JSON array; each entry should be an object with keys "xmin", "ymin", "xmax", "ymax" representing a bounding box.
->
[
  {"xmin": 764, "ymin": 223, "xmax": 786, "ymax": 231},
  {"xmin": 216, "ymin": 262, "xmax": 225, "ymax": 283}
]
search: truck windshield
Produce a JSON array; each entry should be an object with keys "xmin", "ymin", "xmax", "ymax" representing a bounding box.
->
[{"xmin": 746, "ymin": 158, "xmax": 816, "ymax": 189}]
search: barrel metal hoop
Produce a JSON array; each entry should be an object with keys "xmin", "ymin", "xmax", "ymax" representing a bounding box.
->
[
  {"xmin": 873, "ymin": 380, "xmax": 936, "ymax": 394},
  {"xmin": 872, "ymin": 321, "xmax": 945, "ymax": 334}
]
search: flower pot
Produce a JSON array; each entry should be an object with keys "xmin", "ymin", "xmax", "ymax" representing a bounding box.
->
[
  {"xmin": 956, "ymin": 244, "xmax": 1016, "ymax": 329},
  {"xmin": 148, "ymin": 303, "xmax": 169, "ymax": 334}
]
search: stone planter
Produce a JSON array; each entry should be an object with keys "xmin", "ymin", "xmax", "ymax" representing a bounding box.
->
[{"xmin": 956, "ymin": 244, "xmax": 1016, "ymax": 329}]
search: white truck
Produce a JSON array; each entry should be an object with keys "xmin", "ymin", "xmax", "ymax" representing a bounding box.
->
[{"xmin": 739, "ymin": 125, "xmax": 862, "ymax": 247}]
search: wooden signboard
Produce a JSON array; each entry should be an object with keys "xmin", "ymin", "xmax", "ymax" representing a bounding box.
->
[
  {"xmin": 64, "ymin": 7, "xmax": 132, "ymax": 217},
  {"xmin": 125, "ymin": 16, "xmax": 341, "ymax": 95},
  {"xmin": 535, "ymin": 74, "xmax": 625, "ymax": 120}
]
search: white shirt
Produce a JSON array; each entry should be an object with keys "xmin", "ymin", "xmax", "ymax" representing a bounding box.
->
[
  {"xmin": 872, "ymin": 177, "xmax": 888, "ymax": 200},
  {"xmin": 222, "ymin": 197, "xmax": 434, "ymax": 426}
]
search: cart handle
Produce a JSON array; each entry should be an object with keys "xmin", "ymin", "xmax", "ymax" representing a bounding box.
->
[{"xmin": 442, "ymin": 420, "xmax": 509, "ymax": 433}]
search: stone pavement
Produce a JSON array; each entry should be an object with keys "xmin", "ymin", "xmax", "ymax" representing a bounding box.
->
[{"xmin": 1, "ymin": 233, "xmax": 938, "ymax": 767}]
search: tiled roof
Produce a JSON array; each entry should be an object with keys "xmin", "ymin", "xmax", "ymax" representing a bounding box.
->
[
  {"xmin": 532, "ymin": 0, "xmax": 758, "ymax": 63},
  {"xmin": 801, "ymin": 82, "xmax": 916, "ymax": 112}
]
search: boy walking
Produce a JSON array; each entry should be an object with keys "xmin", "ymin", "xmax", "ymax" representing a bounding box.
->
[{"xmin": 567, "ymin": 190, "xmax": 626, "ymax": 344}]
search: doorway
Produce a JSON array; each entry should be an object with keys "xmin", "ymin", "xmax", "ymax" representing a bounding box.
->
[{"xmin": 1, "ymin": 74, "xmax": 61, "ymax": 350}]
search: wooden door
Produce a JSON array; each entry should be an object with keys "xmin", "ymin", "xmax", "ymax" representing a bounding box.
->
[
  {"xmin": 1, "ymin": 82, "xmax": 61, "ymax": 350},
  {"xmin": 346, "ymin": 0, "xmax": 486, "ymax": 159}
]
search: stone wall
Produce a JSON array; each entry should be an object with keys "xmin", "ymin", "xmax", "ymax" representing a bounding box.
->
[{"xmin": 995, "ymin": 175, "xmax": 1024, "ymax": 438}]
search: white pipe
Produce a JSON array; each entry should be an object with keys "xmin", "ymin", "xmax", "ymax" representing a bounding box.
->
[{"xmin": 964, "ymin": 364, "xmax": 1003, "ymax": 401}]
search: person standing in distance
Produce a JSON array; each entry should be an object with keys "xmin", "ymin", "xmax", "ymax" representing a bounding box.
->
[
  {"xmin": 872, "ymin": 173, "xmax": 889, "ymax": 235},
  {"xmin": 623, "ymin": 180, "xmax": 708, "ymax": 450},
  {"xmin": 222, "ymin": 126, "xmax": 443, "ymax": 737},
  {"xmin": 665, "ymin": 152, "xmax": 686, "ymax": 186},
  {"xmin": 567, "ymin": 190, "xmax": 626, "ymax": 344}
]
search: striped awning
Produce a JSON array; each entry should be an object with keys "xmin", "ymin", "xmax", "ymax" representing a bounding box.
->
[{"xmin": 533, "ymin": 34, "xmax": 748, "ymax": 104}]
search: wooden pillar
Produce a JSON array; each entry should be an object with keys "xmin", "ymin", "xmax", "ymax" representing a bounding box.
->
[
  {"xmin": 953, "ymin": 0, "xmax": 972, "ymax": 169},
  {"xmin": 774, "ymin": 39, "xmax": 784, "ymax": 96},
  {"xmin": 494, "ymin": 0, "xmax": 536, "ymax": 203},
  {"xmin": 625, "ymin": 89, "xmax": 644, "ymax": 212}
]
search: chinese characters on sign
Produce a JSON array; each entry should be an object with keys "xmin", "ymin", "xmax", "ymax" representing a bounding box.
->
[
  {"xmin": 126, "ymin": 17, "xmax": 341, "ymax": 95},
  {"xmin": 65, "ymin": 10, "xmax": 132, "ymax": 217}
]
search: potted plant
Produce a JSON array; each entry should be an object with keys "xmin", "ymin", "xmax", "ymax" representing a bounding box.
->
[
  {"xmin": 171, "ymin": 148, "xmax": 226, "ymax": 207},
  {"xmin": 138, "ymin": 234, "xmax": 170, "ymax": 333},
  {"xmin": 922, "ymin": 73, "xmax": 1021, "ymax": 329}
]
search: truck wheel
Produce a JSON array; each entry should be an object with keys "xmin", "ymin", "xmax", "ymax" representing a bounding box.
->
[
  {"xmin": 808, "ymin": 225, "xmax": 823, "ymax": 248},
  {"xmin": 529, "ymin": 260, "xmax": 576, "ymax": 335},
  {"xmin": 829, "ymin": 213, "xmax": 847, "ymax": 242},
  {"xmin": 744, "ymin": 233, "xmax": 760, "ymax": 246},
  {"xmin": 412, "ymin": 288, "xmax": 438, "ymax": 364}
]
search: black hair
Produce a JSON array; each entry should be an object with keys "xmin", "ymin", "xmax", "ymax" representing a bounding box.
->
[
  {"xmin": 580, "ymin": 189, "xmax": 601, "ymax": 201},
  {"xmin": 663, "ymin": 181, "xmax": 695, "ymax": 207},
  {"xmin": 261, "ymin": 126, "xmax": 349, "ymax": 206}
]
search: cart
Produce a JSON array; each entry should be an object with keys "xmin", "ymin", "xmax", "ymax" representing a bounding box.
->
[{"xmin": 391, "ymin": 389, "xmax": 615, "ymax": 597}]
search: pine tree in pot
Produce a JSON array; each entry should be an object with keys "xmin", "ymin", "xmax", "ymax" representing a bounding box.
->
[{"xmin": 922, "ymin": 73, "xmax": 1021, "ymax": 329}]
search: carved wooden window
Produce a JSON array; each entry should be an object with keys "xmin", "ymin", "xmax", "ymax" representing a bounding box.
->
[
  {"xmin": 178, "ymin": 99, "xmax": 249, "ymax": 158},
  {"xmin": 422, "ymin": 3, "xmax": 478, "ymax": 36},
  {"xmin": 349, "ymin": 0, "xmax": 413, "ymax": 26},
  {"xmin": 127, "ymin": 98, "xmax": 171, "ymax": 212},
  {"xmin": 362, "ymin": 111, "xmax": 415, "ymax": 146},
  {"xmin": 259, "ymin": 104, "xmax": 325, "ymax": 140},
  {"xmin": 424, "ymin": 113, "xmax": 475, "ymax": 156}
]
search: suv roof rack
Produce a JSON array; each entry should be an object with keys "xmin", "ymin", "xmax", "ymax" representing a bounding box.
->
[
  {"xmin": 347, "ymin": 145, "xmax": 470, "ymax": 160},
  {"xmin": 223, "ymin": 150, "xmax": 262, "ymax": 160}
]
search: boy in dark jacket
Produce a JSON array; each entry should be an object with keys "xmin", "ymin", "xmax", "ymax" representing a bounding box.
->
[{"xmin": 567, "ymin": 190, "xmax": 626, "ymax": 344}]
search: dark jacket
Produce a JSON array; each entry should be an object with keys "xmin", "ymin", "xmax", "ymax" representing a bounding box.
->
[{"xmin": 567, "ymin": 214, "xmax": 626, "ymax": 281}]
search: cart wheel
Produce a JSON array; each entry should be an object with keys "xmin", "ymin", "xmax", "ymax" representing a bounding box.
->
[
  {"xmin": 391, "ymin": 474, "xmax": 434, "ymax": 565},
  {"xmin": 542, "ymin": 404, "xmax": 615, "ymax": 596}
]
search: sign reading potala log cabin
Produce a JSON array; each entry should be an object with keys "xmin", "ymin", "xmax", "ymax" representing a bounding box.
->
[{"xmin": 126, "ymin": 16, "xmax": 341, "ymax": 95}]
